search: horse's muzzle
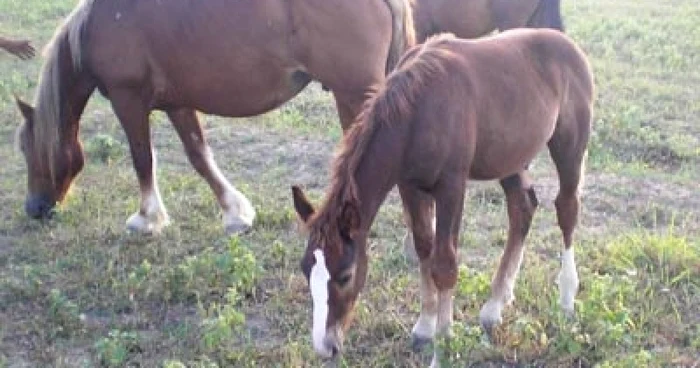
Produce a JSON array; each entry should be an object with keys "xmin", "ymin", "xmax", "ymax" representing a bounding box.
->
[
  {"xmin": 314, "ymin": 328, "xmax": 342, "ymax": 359},
  {"xmin": 25, "ymin": 195, "xmax": 55, "ymax": 219}
]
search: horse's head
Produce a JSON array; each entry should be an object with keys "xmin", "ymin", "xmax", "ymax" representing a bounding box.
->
[
  {"xmin": 292, "ymin": 186, "xmax": 368, "ymax": 359},
  {"xmin": 15, "ymin": 98, "xmax": 84, "ymax": 219}
]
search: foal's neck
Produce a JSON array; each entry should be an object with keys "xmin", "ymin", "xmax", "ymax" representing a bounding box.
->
[{"xmin": 352, "ymin": 123, "xmax": 408, "ymax": 234}]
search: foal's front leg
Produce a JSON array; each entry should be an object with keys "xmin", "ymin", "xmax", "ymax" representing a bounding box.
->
[
  {"xmin": 398, "ymin": 185, "xmax": 438, "ymax": 349},
  {"xmin": 109, "ymin": 88, "xmax": 169, "ymax": 234},
  {"xmin": 428, "ymin": 180, "xmax": 466, "ymax": 368},
  {"xmin": 167, "ymin": 109, "xmax": 255, "ymax": 234},
  {"xmin": 479, "ymin": 173, "xmax": 538, "ymax": 332}
]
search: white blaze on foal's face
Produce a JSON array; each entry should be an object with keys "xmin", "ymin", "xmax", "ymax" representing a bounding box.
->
[{"xmin": 310, "ymin": 249, "xmax": 332, "ymax": 357}]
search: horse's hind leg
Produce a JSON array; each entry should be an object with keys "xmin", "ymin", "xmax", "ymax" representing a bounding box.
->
[
  {"xmin": 479, "ymin": 172, "xmax": 538, "ymax": 332},
  {"xmin": 167, "ymin": 108, "xmax": 255, "ymax": 234},
  {"xmin": 399, "ymin": 184, "xmax": 438, "ymax": 351},
  {"xmin": 109, "ymin": 88, "xmax": 169, "ymax": 234},
  {"xmin": 548, "ymin": 110, "xmax": 591, "ymax": 316}
]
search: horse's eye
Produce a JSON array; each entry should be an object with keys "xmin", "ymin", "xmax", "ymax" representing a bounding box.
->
[{"xmin": 336, "ymin": 274, "xmax": 352, "ymax": 287}]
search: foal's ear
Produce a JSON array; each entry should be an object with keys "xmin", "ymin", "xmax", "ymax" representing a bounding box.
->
[
  {"xmin": 292, "ymin": 186, "xmax": 315, "ymax": 223},
  {"xmin": 15, "ymin": 96, "xmax": 34, "ymax": 122},
  {"xmin": 339, "ymin": 200, "xmax": 361, "ymax": 239}
]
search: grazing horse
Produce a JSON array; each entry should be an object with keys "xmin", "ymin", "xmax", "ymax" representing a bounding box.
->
[
  {"xmin": 292, "ymin": 29, "xmax": 593, "ymax": 365},
  {"xmin": 14, "ymin": 0, "xmax": 414, "ymax": 234},
  {"xmin": 412, "ymin": 0, "xmax": 563, "ymax": 42}
]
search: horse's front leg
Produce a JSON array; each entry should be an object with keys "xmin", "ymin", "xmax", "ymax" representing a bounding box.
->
[
  {"xmin": 167, "ymin": 108, "xmax": 255, "ymax": 234},
  {"xmin": 398, "ymin": 184, "xmax": 438, "ymax": 350},
  {"xmin": 109, "ymin": 88, "xmax": 169, "ymax": 234},
  {"xmin": 479, "ymin": 172, "xmax": 538, "ymax": 332},
  {"xmin": 428, "ymin": 179, "xmax": 466, "ymax": 368}
]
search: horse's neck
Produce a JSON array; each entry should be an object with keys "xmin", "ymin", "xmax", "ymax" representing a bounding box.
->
[{"xmin": 353, "ymin": 124, "xmax": 407, "ymax": 232}]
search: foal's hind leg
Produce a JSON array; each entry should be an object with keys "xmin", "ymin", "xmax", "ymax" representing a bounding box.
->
[
  {"xmin": 548, "ymin": 132, "xmax": 589, "ymax": 316},
  {"xmin": 480, "ymin": 172, "xmax": 538, "ymax": 332},
  {"xmin": 399, "ymin": 184, "xmax": 437, "ymax": 351},
  {"xmin": 167, "ymin": 109, "xmax": 255, "ymax": 234},
  {"xmin": 109, "ymin": 88, "xmax": 169, "ymax": 234}
]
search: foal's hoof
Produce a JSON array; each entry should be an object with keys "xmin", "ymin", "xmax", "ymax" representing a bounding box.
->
[
  {"xmin": 410, "ymin": 334, "xmax": 433, "ymax": 352},
  {"xmin": 561, "ymin": 306, "xmax": 576, "ymax": 320},
  {"xmin": 225, "ymin": 222, "xmax": 252, "ymax": 235}
]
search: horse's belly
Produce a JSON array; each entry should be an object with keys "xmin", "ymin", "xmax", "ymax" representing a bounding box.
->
[
  {"xmin": 158, "ymin": 67, "xmax": 311, "ymax": 117},
  {"xmin": 468, "ymin": 141, "xmax": 546, "ymax": 181}
]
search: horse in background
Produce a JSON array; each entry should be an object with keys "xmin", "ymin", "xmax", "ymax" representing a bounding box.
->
[
  {"xmin": 412, "ymin": 0, "xmax": 564, "ymax": 42},
  {"xmin": 292, "ymin": 29, "xmax": 593, "ymax": 365},
  {"xmin": 14, "ymin": 0, "xmax": 415, "ymax": 234}
]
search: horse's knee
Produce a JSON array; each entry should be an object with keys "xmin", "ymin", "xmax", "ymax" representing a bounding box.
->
[{"xmin": 430, "ymin": 256, "xmax": 458, "ymax": 290}]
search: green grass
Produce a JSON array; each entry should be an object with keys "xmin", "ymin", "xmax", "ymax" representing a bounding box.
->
[{"xmin": 1, "ymin": 0, "xmax": 699, "ymax": 367}]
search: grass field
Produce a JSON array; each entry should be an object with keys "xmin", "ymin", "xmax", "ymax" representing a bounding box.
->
[{"xmin": 1, "ymin": 0, "xmax": 699, "ymax": 367}]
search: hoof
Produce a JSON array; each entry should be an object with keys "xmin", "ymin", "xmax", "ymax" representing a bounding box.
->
[
  {"xmin": 126, "ymin": 213, "xmax": 170, "ymax": 235},
  {"xmin": 225, "ymin": 222, "xmax": 252, "ymax": 235},
  {"xmin": 562, "ymin": 306, "xmax": 576, "ymax": 320},
  {"xmin": 411, "ymin": 334, "xmax": 433, "ymax": 352}
]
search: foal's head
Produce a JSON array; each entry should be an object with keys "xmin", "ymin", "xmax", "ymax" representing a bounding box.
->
[
  {"xmin": 15, "ymin": 98, "xmax": 84, "ymax": 219},
  {"xmin": 292, "ymin": 186, "xmax": 369, "ymax": 358}
]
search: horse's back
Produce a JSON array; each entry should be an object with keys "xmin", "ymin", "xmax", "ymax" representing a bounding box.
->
[
  {"xmin": 408, "ymin": 30, "xmax": 593, "ymax": 180},
  {"xmin": 82, "ymin": 0, "xmax": 395, "ymax": 116}
]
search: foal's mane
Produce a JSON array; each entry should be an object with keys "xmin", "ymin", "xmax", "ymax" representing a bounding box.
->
[
  {"xmin": 30, "ymin": 0, "xmax": 94, "ymax": 178},
  {"xmin": 309, "ymin": 34, "xmax": 457, "ymax": 244}
]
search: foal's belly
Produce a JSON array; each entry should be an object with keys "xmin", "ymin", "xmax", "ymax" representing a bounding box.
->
[{"xmin": 468, "ymin": 139, "xmax": 548, "ymax": 181}]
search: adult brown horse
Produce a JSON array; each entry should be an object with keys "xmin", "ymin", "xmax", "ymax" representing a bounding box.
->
[
  {"xmin": 292, "ymin": 29, "xmax": 593, "ymax": 364},
  {"xmin": 412, "ymin": 0, "xmax": 563, "ymax": 42},
  {"xmin": 15, "ymin": 0, "xmax": 414, "ymax": 234}
]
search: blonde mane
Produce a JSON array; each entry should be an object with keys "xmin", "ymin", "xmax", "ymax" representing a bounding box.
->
[{"xmin": 32, "ymin": 0, "xmax": 94, "ymax": 180}]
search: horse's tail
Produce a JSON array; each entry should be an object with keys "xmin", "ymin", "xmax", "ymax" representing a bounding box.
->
[
  {"xmin": 382, "ymin": 0, "xmax": 417, "ymax": 74},
  {"xmin": 530, "ymin": 0, "xmax": 565, "ymax": 32},
  {"xmin": 33, "ymin": 0, "xmax": 95, "ymax": 180}
]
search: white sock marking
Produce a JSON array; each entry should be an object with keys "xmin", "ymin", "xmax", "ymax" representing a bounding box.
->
[
  {"xmin": 558, "ymin": 248, "xmax": 579, "ymax": 313},
  {"xmin": 310, "ymin": 249, "xmax": 332, "ymax": 357},
  {"xmin": 202, "ymin": 148, "xmax": 255, "ymax": 228}
]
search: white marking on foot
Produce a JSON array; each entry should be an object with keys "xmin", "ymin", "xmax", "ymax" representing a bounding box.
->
[
  {"xmin": 436, "ymin": 289, "xmax": 454, "ymax": 337},
  {"xmin": 310, "ymin": 249, "xmax": 332, "ymax": 358},
  {"xmin": 412, "ymin": 311, "xmax": 437, "ymax": 339},
  {"xmin": 202, "ymin": 148, "xmax": 255, "ymax": 231},
  {"xmin": 558, "ymin": 248, "xmax": 579, "ymax": 314},
  {"xmin": 479, "ymin": 298, "xmax": 504, "ymax": 328},
  {"xmin": 126, "ymin": 152, "xmax": 169, "ymax": 234},
  {"xmin": 412, "ymin": 268, "xmax": 438, "ymax": 340},
  {"xmin": 126, "ymin": 186, "xmax": 170, "ymax": 234}
]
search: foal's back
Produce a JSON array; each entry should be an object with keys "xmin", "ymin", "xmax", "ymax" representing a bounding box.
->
[{"xmin": 403, "ymin": 29, "xmax": 593, "ymax": 181}]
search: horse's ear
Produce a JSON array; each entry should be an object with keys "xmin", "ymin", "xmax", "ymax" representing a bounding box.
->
[
  {"xmin": 15, "ymin": 96, "xmax": 34, "ymax": 122},
  {"xmin": 339, "ymin": 200, "xmax": 361, "ymax": 239},
  {"xmin": 292, "ymin": 186, "xmax": 315, "ymax": 223}
]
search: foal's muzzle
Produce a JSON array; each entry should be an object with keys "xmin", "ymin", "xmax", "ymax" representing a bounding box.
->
[
  {"xmin": 25, "ymin": 195, "xmax": 55, "ymax": 219},
  {"xmin": 314, "ymin": 327, "xmax": 342, "ymax": 359}
]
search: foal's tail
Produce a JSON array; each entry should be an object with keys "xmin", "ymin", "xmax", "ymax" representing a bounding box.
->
[
  {"xmin": 529, "ymin": 0, "xmax": 565, "ymax": 32},
  {"xmin": 382, "ymin": 0, "xmax": 417, "ymax": 73}
]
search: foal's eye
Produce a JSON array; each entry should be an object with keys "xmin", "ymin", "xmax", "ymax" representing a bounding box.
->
[{"xmin": 336, "ymin": 274, "xmax": 352, "ymax": 287}]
